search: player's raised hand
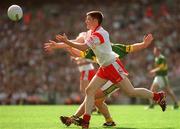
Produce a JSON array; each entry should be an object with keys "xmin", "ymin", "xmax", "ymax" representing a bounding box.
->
[
  {"xmin": 44, "ymin": 40, "xmax": 57, "ymax": 54},
  {"xmin": 143, "ymin": 34, "xmax": 154, "ymax": 47},
  {"xmin": 56, "ymin": 33, "xmax": 68, "ymax": 43}
]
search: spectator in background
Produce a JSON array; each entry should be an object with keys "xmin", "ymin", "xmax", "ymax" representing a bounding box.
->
[
  {"xmin": 148, "ymin": 47, "xmax": 179, "ymax": 109},
  {"xmin": 0, "ymin": 0, "xmax": 179, "ymax": 105}
]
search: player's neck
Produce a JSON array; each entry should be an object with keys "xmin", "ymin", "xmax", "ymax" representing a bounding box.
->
[
  {"xmin": 91, "ymin": 24, "xmax": 100, "ymax": 33},
  {"xmin": 155, "ymin": 53, "xmax": 160, "ymax": 57}
]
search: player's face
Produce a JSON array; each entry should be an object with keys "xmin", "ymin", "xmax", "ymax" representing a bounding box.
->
[{"xmin": 85, "ymin": 15, "xmax": 95, "ymax": 30}]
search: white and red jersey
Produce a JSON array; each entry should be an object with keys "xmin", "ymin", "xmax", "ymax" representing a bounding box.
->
[
  {"xmin": 76, "ymin": 32, "xmax": 88, "ymax": 40},
  {"xmin": 79, "ymin": 26, "xmax": 128, "ymax": 83},
  {"xmin": 78, "ymin": 27, "xmax": 118, "ymax": 66}
]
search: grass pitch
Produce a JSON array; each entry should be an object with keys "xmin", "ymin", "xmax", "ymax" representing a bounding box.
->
[{"xmin": 0, "ymin": 105, "xmax": 179, "ymax": 129}]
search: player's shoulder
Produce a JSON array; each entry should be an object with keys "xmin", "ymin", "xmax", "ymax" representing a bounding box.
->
[
  {"xmin": 78, "ymin": 32, "xmax": 87, "ymax": 37},
  {"xmin": 98, "ymin": 26, "xmax": 108, "ymax": 34},
  {"xmin": 93, "ymin": 27, "xmax": 109, "ymax": 39},
  {"xmin": 79, "ymin": 32, "xmax": 86, "ymax": 35},
  {"xmin": 159, "ymin": 54, "xmax": 166, "ymax": 59}
]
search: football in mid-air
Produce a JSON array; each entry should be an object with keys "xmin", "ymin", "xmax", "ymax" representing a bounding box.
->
[{"xmin": 7, "ymin": 5, "xmax": 23, "ymax": 21}]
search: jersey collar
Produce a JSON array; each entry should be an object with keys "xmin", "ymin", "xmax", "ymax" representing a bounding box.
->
[{"xmin": 91, "ymin": 25, "xmax": 101, "ymax": 34}]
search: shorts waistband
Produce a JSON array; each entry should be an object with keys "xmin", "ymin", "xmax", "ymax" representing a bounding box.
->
[{"xmin": 78, "ymin": 64, "xmax": 94, "ymax": 72}]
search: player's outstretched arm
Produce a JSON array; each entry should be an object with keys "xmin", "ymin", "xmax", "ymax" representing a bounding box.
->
[
  {"xmin": 56, "ymin": 34, "xmax": 88, "ymax": 51},
  {"xmin": 44, "ymin": 40, "xmax": 69, "ymax": 53},
  {"xmin": 65, "ymin": 34, "xmax": 87, "ymax": 57},
  {"xmin": 150, "ymin": 63, "xmax": 164, "ymax": 74},
  {"xmin": 44, "ymin": 40, "xmax": 83, "ymax": 57},
  {"xmin": 66, "ymin": 47, "xmax": 83, "ymax": 57},
  {"xmin": 150, "ymin": 67, "xmax": 161, "ymax": 74},
  {"xmin": 131, "ymin": 34, "xmax": 154, "ymax": 52}
]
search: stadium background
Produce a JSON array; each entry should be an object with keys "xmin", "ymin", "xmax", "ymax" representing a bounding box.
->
[{"xmin": 0, "ymin": 0, "xmax": 180, "ymax": 105}]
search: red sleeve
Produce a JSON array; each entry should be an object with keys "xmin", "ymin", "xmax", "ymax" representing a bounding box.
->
[{"xmin": 92, "ymin": 32, "xmax": 104, "ymax": 44}]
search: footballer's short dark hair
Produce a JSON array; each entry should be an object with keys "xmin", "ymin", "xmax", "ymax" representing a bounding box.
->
[{"xmin": 86, "ymin": 11, "xmax": 104, "ymax": 25}]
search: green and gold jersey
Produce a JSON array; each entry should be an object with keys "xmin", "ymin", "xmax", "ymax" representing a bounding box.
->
[
  {"xmin": 112, "ymin": 43, "xmax": 133, "ymax": 58},
  {"xmin": 80, "ymin": 43, "xmax": 133, "ymax": 61},
  {"xmin": 154, "ymin": 54, "xmax": 168, "ymax": 76}
]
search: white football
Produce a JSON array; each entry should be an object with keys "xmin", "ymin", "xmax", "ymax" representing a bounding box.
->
[{"xmin": 7, "ymin": 5, "xmax": 23, "ymax": 21}]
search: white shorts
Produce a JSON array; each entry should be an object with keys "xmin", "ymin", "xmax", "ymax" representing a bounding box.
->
[
  {"xmin": 152, "ymin": 76, "xmax": 169, "ymax": 89},
  {"xmin": 101, "ymin": 81, "xmax": 119, "ymax": 96}
]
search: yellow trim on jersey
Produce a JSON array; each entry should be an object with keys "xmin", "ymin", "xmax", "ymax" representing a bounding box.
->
[
  {"xmin": 80, "ymin": 51, "xmax": 85, "ymax": 57},
  {"xmin": 126, "ymin": 45, "xmax": 134, "ymax": 53},
  {"xmin": 157, "ymin": 64, "xmax": 168, "ymax": 70},
  {"xmin": 92, "ymin": 56, "xmax": 97, "ymax": 62}
]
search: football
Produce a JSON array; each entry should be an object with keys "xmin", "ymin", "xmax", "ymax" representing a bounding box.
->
[{"xmin": 7, "ymin": 5, "xmax": 23, "ymax": 21}]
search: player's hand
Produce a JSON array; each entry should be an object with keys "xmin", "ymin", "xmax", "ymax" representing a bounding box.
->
[
  {"xmin": 70, "ymin": 56, "xmax": 78, "ymax": 62},
  {"xmin": 149, "ymin": 69, "xmax": 155, "ymax": 77},
  {"xmin": 143, "ymin": 34, "xmax": 154, "ymax": 47},
  {"xmin": 44, "ymin": 40, "xmax": 57, "ymax": 54},
  {"xmin": 56, "ymin": 33, "xmax": 68, "ymax": 43}
]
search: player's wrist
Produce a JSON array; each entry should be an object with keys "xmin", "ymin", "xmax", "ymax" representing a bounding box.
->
[
  {"xmin": 67, "ymin": 40, "xmax": 71, "ymax": 44},
  {"xmin": 53, "ymin": 44, "xmax": 58, "ymax": 49},
  {"xmin": 142, "ymin": 41, "xmax": 148, "ymax": 48}
]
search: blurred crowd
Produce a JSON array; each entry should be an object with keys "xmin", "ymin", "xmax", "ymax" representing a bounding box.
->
[{"xmin": 0, "ymin": 0, "xmax": 180, "ymax": 105}]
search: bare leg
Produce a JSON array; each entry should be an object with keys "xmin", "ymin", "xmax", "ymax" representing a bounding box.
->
[
  {"xmin": 149, "ymin": 83, "xmax": 159, "ymax": 108},
  {"xmin": 95, "ymin": 88, "xmax": 106, "ymax": 99},
  {"xmin": 85, "ymin": 75, "xmax": 107, "ymax": 115},
  {"xmin": 116, "ymin": 76, "xmax": 166, "ymax": 111},
  {"xmin": 95, "ymin": 98, "xmax": 113, "ymax": 123},
  {"xmin": 117, "ymin": 76, "xmax": 153, "ymax": 99},
  {"xmin": 164, "ymin": 86, "xmax": 179, "ymax": 104},
  {"xmin": 72, "ymin": 80, "xmax": 89, "ymax": 117},
  {"xmin": 74, "ymin": 99, "xmax": 85, "ymax": 117},
  {"xmin": 80, "ymin": 80, "xmax": 89, "ymax": 95},
  {"xmin": 74, "ymin": 86, "xmax": 108, "ymax": 118}
]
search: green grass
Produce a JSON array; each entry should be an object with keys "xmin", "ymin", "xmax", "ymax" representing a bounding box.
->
[{"xmin": 0, "ymin": 105, "xmax": 179, "ymax": 129}]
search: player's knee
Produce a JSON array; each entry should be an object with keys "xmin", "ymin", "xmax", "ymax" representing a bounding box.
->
[
  {"xmin": 95, "ymin": 99, "xmax": 103, "ymax": 107},
  {"xmin": 85, "ymin": 87, "xmax": 94, "ymax": 96},
  {"xmin": 151, "ymin": 87, "xmax": 156, "ymax": 92},
  {"xmin": 166, "ymin": 89, "xmax": 173, "ymax": 95}
]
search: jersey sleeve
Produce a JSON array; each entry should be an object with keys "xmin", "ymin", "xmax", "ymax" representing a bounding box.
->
[
  {"xmin": 125, "ymin": 45, "xmax": 133, "ymax": 53},
  {"xmin": 112, "ymin": 43, "xmax": 133, "ymax": 53},
  {"xmin": 85, "ymin": 32, "xmax": 104, "ymax": 48}
]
